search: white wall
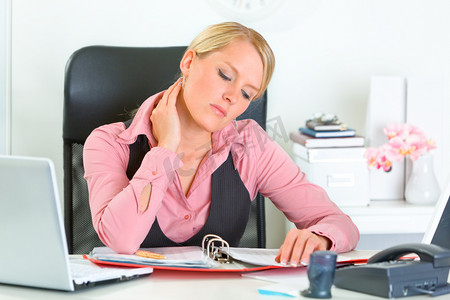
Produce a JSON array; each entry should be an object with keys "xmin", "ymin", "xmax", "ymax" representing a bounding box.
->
[
  {"xmin": 0, "ymin": 0, "xmax": 8, "ymax": 154},
  {"xmin": 10, "ymin": 0, "xmax": 450, "ymax": 248}
]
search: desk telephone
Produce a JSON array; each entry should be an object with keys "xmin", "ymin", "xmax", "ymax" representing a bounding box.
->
[{"xmin": 334, "ymin": 243, "xmax": 450, "ymax": 298}]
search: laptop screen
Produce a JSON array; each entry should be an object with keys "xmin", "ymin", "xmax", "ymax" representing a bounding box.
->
[{"xmin": 422, "ymin": 175, "xmax": 450, "ymax": 249}]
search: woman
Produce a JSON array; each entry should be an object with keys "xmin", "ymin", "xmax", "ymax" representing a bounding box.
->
[{"xmin": 83, "ymin": 22, "xmax": 359, "ymax": 267}]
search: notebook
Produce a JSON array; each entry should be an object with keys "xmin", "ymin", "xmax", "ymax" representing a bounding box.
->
[
  {"xmin": 0, "ymin": 155, "xmax": 153, "ymax": 291},
  {"xmin": 422, "ymin": 174, "xmax": 450, "ymax": 249}
]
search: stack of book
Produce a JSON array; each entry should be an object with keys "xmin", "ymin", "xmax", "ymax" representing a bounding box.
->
[{"xmin": 290, "ymin": 118, "xmax": 365, "ymax": 148}]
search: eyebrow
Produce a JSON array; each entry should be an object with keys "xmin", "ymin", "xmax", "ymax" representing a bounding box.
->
[{"xmin": 223, "ymin": 61, "xmax": 261, "ymax": 93}]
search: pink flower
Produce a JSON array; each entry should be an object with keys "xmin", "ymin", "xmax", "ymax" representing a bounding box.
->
[
  {"xmin": 383, "ymin": 123, "xmax": 404, "ymax": 140},
  {"xmin": 365, "ymin": 146, "xmax": 393, "ymax": 172},
  {"xmin": 366, "ymin": 123, "xmax": 436, "ymax": 172}
]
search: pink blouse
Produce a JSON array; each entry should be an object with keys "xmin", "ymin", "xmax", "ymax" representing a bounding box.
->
[{"xmin": 83, "ymin": 91, "xmax": 359, "ymax": 254}]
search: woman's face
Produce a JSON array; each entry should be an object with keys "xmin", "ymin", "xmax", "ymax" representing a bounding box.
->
[{"xmin": 180, "ymin": 38, "xmax": 264, "ymax": 133}]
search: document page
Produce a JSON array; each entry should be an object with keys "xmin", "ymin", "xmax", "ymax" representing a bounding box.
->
[
  {"xmin": 227, "ymin": 248, "xmax": 283, "ymax": 266},
  {"xmin": 231, "ymin": 248, "xmax": 378, "ymax": 268},
  {"xmin": 90, "ymin": 246, "xmax": 216, "ymax": 268},
  {"xmin": 243, "ymin": 267, "xmax": 308, "ymax": 285},
  {"xmin": 336, "ymin": 249, "xmax": 379, "ymax": 264}
]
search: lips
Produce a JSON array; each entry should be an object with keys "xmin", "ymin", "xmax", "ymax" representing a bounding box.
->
[{"xmin": 210, "ymin": 104, "xmax": 227, "ymax": 118}]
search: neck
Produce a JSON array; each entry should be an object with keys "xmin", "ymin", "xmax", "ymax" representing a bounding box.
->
[{"xmin": 176, "ymin": 93, "xmax": 212, "ymax": 155}]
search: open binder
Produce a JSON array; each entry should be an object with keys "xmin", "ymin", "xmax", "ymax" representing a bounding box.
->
[
  {"xmin": 85, "ymin": 234, "xmax": 372, "ymax": 272},
  {"xmin": 85, "ymin": 234, "xmax": 285, "ymax": 272}
]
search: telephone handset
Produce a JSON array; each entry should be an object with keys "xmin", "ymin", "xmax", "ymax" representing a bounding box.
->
[
  {"xmin": 367, "ymin": 243, "xmax": 450, "ymax": 267},
  {"xmin": 334, "ymin": 243, "xmax": 450, "ymax": 298}
]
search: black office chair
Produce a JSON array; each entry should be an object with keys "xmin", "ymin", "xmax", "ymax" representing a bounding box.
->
[{"xmin": 63, "ymin": 46, "xmax": 267, "ymax": 254}]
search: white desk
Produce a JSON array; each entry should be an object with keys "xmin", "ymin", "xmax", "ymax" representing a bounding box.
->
[{"xmin": 1, "ymin": 268, "xmax": 450, "ymax": 300}]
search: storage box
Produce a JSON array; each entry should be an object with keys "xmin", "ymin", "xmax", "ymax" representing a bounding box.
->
[{"xmin": 292, "ymin": 143, "xmax": 369, "ymax": 207}]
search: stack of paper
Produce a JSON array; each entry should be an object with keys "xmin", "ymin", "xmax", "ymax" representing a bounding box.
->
[{"xmin": 90, "ymin": 246, "xmax": 216, "ymax": 268}]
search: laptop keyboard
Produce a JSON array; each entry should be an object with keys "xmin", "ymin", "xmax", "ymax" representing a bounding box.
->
[{"xmin": 70, "ymin": 258, "xmax": 153, "ymax": 285}]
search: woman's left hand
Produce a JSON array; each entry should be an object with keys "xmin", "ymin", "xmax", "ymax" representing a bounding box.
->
[{"xmin": 275, "ymin": 228, "xmax": 331, "ymax": 267}]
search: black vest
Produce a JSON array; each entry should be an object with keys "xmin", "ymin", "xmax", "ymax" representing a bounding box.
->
[{"xmin": 124, "ymin": 120, "xmax": 251, "ymax": 247}]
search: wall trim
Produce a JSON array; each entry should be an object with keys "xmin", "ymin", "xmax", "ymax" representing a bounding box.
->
[{"xmin": 1, "ymin": 0, "xmax": 11, "ymax": 155}]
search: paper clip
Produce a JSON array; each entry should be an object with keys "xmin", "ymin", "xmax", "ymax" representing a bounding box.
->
[{"xmin": 201, "ymin": 234, "xmax": 231, "ymax": 263}]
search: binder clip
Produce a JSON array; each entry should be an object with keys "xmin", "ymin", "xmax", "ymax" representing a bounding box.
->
[{"xmin": 201, "ymin": 234, "xmax": 231, "ymax": 263}]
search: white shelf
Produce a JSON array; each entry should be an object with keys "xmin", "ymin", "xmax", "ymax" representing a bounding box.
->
[
  {"xmin": 340, "ymin": 200, "xmax": 435, "ymax": 235},
  {"xmin": 286, "ymin": 199, "xmax": 435, "ymax": 236}
]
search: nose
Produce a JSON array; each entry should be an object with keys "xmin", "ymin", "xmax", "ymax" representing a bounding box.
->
[{"xmin": 223, "ymin": 86, "xmax": 240, "ymax": 104}]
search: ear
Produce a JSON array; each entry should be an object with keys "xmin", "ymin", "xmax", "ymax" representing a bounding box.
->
[{"xmin": 180, "ymin": 49, "xmax": 196, "ymax": 77}]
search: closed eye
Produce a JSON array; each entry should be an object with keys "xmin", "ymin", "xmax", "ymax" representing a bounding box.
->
[
  {"xmin": 218, "ymin": 69, "xmax": 231, "ymax": 81},
  {"xmin": 241, "ymin": 90, "xmax": 251, "ymax": 100}
]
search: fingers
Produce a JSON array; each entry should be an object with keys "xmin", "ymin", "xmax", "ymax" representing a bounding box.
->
[
  {"xmin": 277, "ymin": 229, "xmax": 330, "ymax": 267},
  {"xmin": 150, "ymin": 78, "xmax": 183, "ymax": 153},
  {"xmin": 277, "ymin": 229, "xmax": 298, "ymax": 265},
  {"xmin": 161, "ymin": 78, "xmax": 183, "ymax": 107}
]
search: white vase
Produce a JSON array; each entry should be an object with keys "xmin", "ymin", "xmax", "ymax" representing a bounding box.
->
[{"xmin": 404, "ymin": 153, "xmax": 440, "ymax": 205}]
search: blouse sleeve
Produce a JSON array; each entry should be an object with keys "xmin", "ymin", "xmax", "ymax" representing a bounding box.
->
[
  {"xmin": 242, "ymin": 123, "xmax": 359, "ymax": 253},
  {"xmin": 83, "ymin": 123, "xmax": 181, "ymax": 254}
]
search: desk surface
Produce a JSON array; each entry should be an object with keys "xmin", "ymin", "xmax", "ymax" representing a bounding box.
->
[{"xmin": 1, "ymin": 269, "xmax": 450, "ymax": 300}]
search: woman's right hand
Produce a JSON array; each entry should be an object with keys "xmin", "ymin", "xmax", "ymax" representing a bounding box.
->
[{"xmin": 150, "ymin": 78, "xmax": 183, "ymax": 153}]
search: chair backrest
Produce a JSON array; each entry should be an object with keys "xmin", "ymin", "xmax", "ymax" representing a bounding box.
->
[{"xmin": 63, "ymin": 46, "xmax": 267, "ymax": 254}]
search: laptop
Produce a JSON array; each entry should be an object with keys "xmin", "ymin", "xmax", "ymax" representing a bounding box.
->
[
  {"xmin": 422, "ymin": 174, "xmax": 450, "ymax": 249},
  {"xmin": 0, "ymin": 155, "xmax": 153, "ymax": 291}
]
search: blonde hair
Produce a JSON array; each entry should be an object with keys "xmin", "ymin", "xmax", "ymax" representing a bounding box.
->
[{"xmin": 186, "ymin": 22, "xmax": 275, "ymax": 99}]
